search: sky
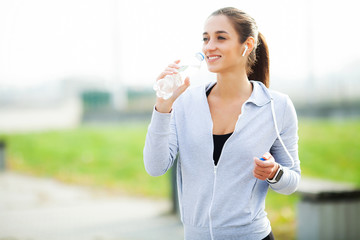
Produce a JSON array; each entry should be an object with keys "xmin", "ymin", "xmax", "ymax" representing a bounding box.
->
[{"xmin": 0, "ymin": 0, "xmax": 359, "ymax": 92}]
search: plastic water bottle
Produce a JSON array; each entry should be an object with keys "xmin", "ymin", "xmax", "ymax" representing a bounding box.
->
[{"xmin": 153, "ymin": 52, "xmax": 205, "ymax": 100}]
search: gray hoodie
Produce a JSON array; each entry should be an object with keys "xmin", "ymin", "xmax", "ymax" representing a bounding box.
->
[{"xmin": 143, "ymin": 81, "xmax": 301, "ymax": 240}]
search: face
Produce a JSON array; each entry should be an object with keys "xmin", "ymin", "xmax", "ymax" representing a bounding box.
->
[{"xmin": 202, "ymin": 15, "xmax": 247, "ymax": 73}]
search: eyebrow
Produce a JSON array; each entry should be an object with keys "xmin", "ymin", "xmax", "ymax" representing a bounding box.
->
[{"xmin": 203, "ymin": 30, "xmax": 229, "ymax": 35}]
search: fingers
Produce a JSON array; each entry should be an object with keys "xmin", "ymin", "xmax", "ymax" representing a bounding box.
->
[
  {"xmin": 262, "ymin": 152, "xmax": 272, "ymax": 160},
  {"xmin": 253, "ymin": 162, "xmax": 274, "ymax": 180},
  {"xmin": 254, "ymin": 155, "xmax": 274, "ymax": 167},
  {"xmin": 253, "ymin": 153, "xmax": 278, "ymax": 181},
  {"xmin": 171, "ymin": 77, "xmax": 190, "ymax": 100},
  {"xmin": 253, "ymin": 165, "xmax": 275, "ymax": 180},
  {"xmin": 156, "ymin": 61, "xmax": 181, "ymax": 81},
  {"xmin": 253, "ymin": 172, "xmax": 268, "ymax": 181}
]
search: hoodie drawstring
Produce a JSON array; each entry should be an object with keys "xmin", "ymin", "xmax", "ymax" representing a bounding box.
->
[{"xmin": 270, "ymin": 98, "xmax": 295, "ymax": 168}]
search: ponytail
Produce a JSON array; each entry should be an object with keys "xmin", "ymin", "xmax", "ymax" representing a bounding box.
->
[{"xmin": 248, "ymin": 32, "xmax": 270, "ymax": 88}]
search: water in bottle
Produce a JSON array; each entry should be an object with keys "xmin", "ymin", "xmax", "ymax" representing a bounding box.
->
[{"xmin": 153, "ymin": 52, "xmax": 205, "ymax": 100}]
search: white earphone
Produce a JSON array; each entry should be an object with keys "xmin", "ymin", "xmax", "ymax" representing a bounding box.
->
[{"xmin": 242, "ymin": 45, "xmax": 248, "ymax": 57}]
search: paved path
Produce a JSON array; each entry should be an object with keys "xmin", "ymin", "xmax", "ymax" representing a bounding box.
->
[{"xmin": 0, "ymin": 171, "xmax": 184, "ymax": 240}]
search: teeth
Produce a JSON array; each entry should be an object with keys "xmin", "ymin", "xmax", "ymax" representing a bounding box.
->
[{"xmin": 208, "ymin": 56, "xmax": 220, "ymax": 60}]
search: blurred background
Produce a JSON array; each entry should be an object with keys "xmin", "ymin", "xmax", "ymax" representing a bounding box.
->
[{"xmin": 0, "ymin": 0, "xmax": 359, "ymax": 239}]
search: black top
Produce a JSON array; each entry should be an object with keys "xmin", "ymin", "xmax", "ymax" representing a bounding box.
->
[
  {"xmin": 206, "ymin": 84, "xmax": 233, "ymax": 166},
  {"xmin": 213, "ymin": 133, "xmax": 232, "ymax": 165}
]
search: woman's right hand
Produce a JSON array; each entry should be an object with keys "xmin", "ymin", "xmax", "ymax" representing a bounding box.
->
[{"xmin": 155, "ymin": 60, "xmax": 190, "ymax": 113}]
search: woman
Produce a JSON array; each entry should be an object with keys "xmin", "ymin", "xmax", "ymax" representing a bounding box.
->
[{"xmin": 143, "ymin": 7, "xmax": 300, "ymax": 240}]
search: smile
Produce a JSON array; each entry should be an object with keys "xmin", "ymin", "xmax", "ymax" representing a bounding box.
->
[{"xmin": 207, "ymin": 55, "xmax": 221, "ymax": 62}]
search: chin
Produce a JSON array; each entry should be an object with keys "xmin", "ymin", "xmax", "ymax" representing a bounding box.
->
[{"xmin": 206, "ymin": 65, "xmax": 222, "ymax": 73}]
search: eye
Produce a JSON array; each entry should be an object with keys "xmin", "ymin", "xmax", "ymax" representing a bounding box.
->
[
  {"xmin": 203, "ymin": 37, "xmax": 209, "ymax": 42},
  {"xmin": 218, "ymin": 36, "xmax": 226, "ymax": 40}
]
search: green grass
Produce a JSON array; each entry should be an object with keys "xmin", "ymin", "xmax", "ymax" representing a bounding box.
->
[
  {"xmin": 299, "ymin": 119, "xmax": 360, "ymax": 184},
  {"xmin": 1, "ymin": 118, "xmax": 360, "ymax": 240},
  {"xmin": 1, "ymin": 123, "xmax": 171, "ymax": 198}
]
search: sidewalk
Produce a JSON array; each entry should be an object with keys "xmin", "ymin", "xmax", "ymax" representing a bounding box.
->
[{"xmin": 0, "ymin": 171, "xmax": 184, "ymax": 240}]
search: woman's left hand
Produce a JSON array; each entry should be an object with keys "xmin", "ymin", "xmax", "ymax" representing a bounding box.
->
[{"xmin": 253, "ymin": 152, "xmax": 279, "ymax": 181}]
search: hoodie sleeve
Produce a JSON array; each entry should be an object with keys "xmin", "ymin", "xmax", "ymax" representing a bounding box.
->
[
  {"xmin": 143, "ymin": 106, "xmax": 179, "ymax": 177},
  {"xmin": 269, "ymin": 95, "xmax": 301, "ymax": 195}
]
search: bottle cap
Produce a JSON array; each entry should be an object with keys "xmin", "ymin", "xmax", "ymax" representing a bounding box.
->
[{"xmin": 195, "ymin": 52, "xmax": 205, "ymax": 62}]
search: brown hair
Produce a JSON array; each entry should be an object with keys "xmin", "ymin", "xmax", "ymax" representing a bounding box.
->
[{"xmin": 210, "ymin": 7, "xmax": 270, "ymax": 87}]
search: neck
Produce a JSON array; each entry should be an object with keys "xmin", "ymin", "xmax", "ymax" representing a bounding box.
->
[{"xmin": 214, "ymin": 69, "xmax": 252, "ymax": 100}]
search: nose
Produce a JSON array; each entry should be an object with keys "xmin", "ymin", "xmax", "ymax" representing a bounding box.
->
[{"xmin": 203, "ymin": 39, "xmax": 217, "ymax": 52}]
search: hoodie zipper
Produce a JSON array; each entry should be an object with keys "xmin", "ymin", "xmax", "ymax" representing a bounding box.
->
[
  {"xmin": 208, "ymin": 102, "xmax": 248, "ymax": 240},
  {"xmin": 208, "ymin": 165, "xmax": 217, "ymax": 240}
]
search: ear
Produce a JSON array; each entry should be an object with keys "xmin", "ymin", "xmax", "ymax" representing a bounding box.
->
[{"xmin": 243, "ymin": 37, "xmax": 256, "ymax": 56}]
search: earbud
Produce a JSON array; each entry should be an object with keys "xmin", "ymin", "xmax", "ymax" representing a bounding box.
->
[{"xmin": 242, "ymin": 45, "xmax": 248, "ymax": 57}]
